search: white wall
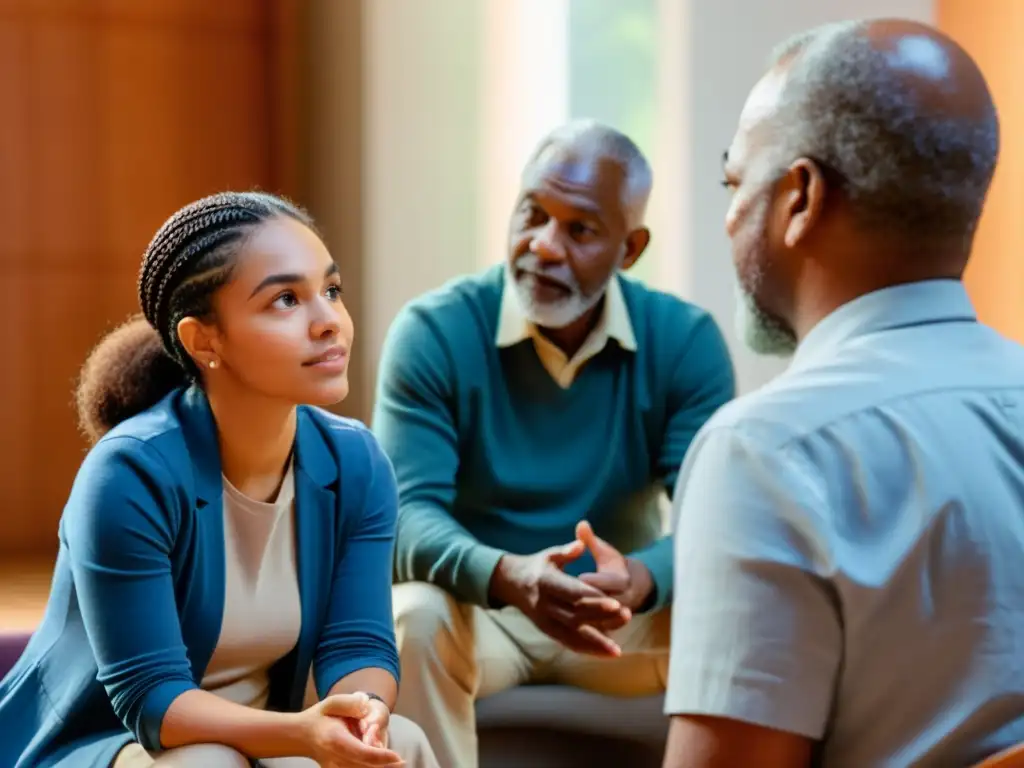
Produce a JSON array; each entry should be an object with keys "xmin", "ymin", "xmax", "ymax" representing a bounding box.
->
[
  {"xmin": 478, "ymin": 1, "xmax": 570, "ymax": 271},
  {"xmin": 361, "ymin": 0, "xmax": 487, "ymax": 399}
]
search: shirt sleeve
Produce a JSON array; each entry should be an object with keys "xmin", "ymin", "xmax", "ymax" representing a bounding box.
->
[
  {"xmin": 665, "ymin": 425, "xmax": 842, "ymax": 739},
  {"xmin": 372, "ymin": 306, "xmax": 505, "ymax": 607},
  {"xmin": 630, "ymin": 313, "xmax": 736, "ymax": 610},
  {"xmin": 62, "ymin": 437, "xmax": 197, "ymax": 752},
  {"xmin": 314, "ymin": 430, "xmax": 401, "ymax": 695}
]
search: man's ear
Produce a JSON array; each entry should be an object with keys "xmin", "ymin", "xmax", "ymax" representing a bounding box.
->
[
  {"xmin": 621, "ymin": 227, "xmax": 652, "ymax": 271},
  {"xmin": 176, "ymin": 316, "xmax": 219, "ymax": 370},
  {"xmin": 779, "ymin": 158, "xmax": 827, "ymax": 249}
]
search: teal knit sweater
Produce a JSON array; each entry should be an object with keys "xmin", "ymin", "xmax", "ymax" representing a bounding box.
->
[{"xmin": 372, "ymin": 266, "xmax": 735, "ymax": 610}]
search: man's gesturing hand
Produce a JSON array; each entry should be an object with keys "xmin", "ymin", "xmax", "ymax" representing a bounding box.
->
[
  {"xmin": 488, "ymin": 539, "xmax": 631, "ymax": 657},
  {"xmin": 576, "ymin": 521, "xmax": 655, "ymax": 613}
]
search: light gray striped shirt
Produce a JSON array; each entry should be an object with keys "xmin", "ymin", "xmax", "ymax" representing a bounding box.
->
[{"xmin": 667, "ymin": 280, "xmax": 1024, "ymax": 767}]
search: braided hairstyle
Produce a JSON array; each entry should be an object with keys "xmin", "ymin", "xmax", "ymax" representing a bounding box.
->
[{"xmin": 76, "ymin": 191, "xmax": 316, "ymax": 444}]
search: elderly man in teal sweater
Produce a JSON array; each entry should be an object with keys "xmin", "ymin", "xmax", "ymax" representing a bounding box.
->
[{"xmin": 372, "ymin": 120, "xmax": 736, "ymax": 768}]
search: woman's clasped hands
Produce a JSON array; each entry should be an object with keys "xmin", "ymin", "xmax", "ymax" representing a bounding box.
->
[{"xmin": 298, "ymin": 692, "xmax": 404, "ymax": 768}]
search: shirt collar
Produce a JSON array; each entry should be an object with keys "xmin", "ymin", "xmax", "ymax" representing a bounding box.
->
[
  {"xmin": 792, "ymin": 279, "xmax": 977, "ymax": 368},
  {"xmin": 495, "ymin": 272, "xmax": 637, "ymax": 352}
]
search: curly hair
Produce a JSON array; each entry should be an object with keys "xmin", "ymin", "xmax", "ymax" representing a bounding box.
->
[{"xmin": 76, "ymin": 191, "xmax": 315, "ymax": 444}]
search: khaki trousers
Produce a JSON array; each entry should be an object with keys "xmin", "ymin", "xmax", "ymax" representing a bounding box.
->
[
  {"xmin": 112, "ymin": 714, "xmax": 438, "ymax": 767},
  {"xmin": 392, "ymin": 581, "xmax": 670, "ymax": 768}
]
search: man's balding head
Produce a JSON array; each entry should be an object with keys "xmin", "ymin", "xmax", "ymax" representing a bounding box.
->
[
  {"xmin": 524, "ymin": 120, "xmax": 653, "ymax": 230},
  {"xmin": 723, "ymin": 20, "xmax": 999, "ymax": 357},
  {"xmin": 768, "ymin": 18, "xmax": 999, "ymax": 239}
]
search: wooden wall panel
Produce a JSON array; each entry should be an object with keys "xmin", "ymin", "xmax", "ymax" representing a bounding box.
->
[
  {"xmin": 937, "ymin": 1, "xmax": 1024, "ymax": 342},
  {"xmin": 0, "ymin": 0, "xmax": 303, "ymax": 555},
  {"xmin": 0, "ymin": 12, "xmax": 35, "ymax": 266}
]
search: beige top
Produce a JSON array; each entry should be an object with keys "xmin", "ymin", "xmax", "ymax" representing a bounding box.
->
[{"xmin": 200, "ymin": 460, "xmax": 302, "ymax": 709}]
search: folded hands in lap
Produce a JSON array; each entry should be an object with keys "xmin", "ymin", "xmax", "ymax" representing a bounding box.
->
[{"xmin": 301, "ymin": 693, "xmax": 404, "ymax": 767}]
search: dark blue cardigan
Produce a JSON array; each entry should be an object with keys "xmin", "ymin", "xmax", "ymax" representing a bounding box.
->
[{"xmin": 0, "ymin": 386, "xmax": 400, "ymax": 767}]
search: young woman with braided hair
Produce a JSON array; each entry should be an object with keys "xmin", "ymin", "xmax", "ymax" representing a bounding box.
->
[{"xmin": 0, "ymin": 192, "xmax": 439, "ymax": 768}]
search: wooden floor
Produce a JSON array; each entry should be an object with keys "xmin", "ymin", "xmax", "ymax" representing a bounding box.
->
[{"xmin": 0, "ymin": 556, "xmax": 55, "ymax": 631}]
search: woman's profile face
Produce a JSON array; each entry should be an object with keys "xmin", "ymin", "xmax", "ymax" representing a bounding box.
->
[{"xmin": 204, "ymin": 216, "xmax": 354, "ymax": 407}]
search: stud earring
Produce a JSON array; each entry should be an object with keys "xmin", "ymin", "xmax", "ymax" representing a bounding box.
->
[{"xmin": 208, "ymin": 360, "xmax": 218, "ymax": 369}]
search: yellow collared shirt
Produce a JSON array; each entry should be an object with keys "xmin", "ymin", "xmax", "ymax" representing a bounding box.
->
[{"xmin": 495, "ymin": 275, "xmax": 637, "ymax": 388}]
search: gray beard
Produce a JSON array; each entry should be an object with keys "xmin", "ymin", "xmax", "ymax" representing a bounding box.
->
[
  {"xmin": 731, "ymin": 189, "xmax": 797, "ymax": 357},
  {"xmin": 506, "ymin": 262, "xmax": 605, "ymax": 329},
  {"xmin": 734, "ymin": 283, "xmax": 796, "ymax": 357}
]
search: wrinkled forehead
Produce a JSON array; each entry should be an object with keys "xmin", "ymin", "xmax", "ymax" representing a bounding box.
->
[
  {"xmin": 726, "ymin": 68, "xmax": 789, "ymax": 173},
  {"xmin": 522, "ymin": 145, "xmax": 627, "ymax": 208}
]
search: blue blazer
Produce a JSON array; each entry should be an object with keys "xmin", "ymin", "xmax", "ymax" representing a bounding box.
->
[{"xmin": 0, "ymin": 386, "xmax": 400, "ymax": 768}]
